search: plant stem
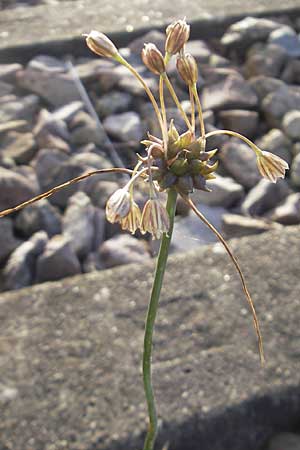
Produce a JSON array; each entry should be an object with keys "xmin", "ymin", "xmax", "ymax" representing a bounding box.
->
[
  {"xmin": 189, "ymin": 85, "xmax": 195, "ymax": 136},
  {"xmin": 159, "ymin": 75, "xmax": 168, "ymax": 150},
  {"xmin": 143, "ymin": 188, "xmax": 178, "ymax": 450},
  {"xmin": 163, "ymin": 74, "xmax": 193, "ymax": 132},
  {"xmin": 191, "ymin": 84, "xmax": 205, "ymax": 138},
  {"xmin": 205, "ymin": 129, "xmax": 261, "ymax": 156}
]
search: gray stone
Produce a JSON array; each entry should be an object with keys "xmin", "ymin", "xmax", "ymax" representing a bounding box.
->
[
  {"xmin": 220, "ymin": 139, "xmax": 260, "ymax": 189},
  {"xmin": 129, "ymin": 30, "xmax": 166, "ymax": 54},
  {"xmin": 36, "ymin": 235, "xmax": 81, "ymax": 282},
  {"xmin": 201, "ymin": 74, "xmax": 258, "ymax": 111},
  {"xmin": 0, "ymin": 218, "xmax": 21, "ymax": 264},
  {"xmin": 192, "ymin": 175, "xmax": 244, "ymax": 208},
  {"xmin": 290, "ymin": 153, "xmax": 300, "ymax": 188},
  {"xmin": 52, "ymin": 101, "xmax": 84, "ymax": 123},
  {"xmin": 255, "ymin": 128, "xmax": 292, "ymax": 165},
  {"xmin": 99, "ymin": 234, "xmax": 150, "ymax": 268},
  {"xmin": 118, "ymin": 73, "xmax": 158, "ymax": 97},
  {"xmin": 95, "ymin": 90, "xmax": 132, "ymax": 118},
  {"xmin": 292, "ymin": 142, "xmax": 300, "ymax": 157},
  {"xmin": 267, "ymin": 432, "xmax": 300, "ymax": 450},
  {"xmin": 185, "ymin": 40, "xmax": 211, "ymax": 64},
  {"xmin": 0, "ymin": 120, "xmax": 28, "ymax": 134},
  {"xmin": 281, "ymin": 59, "xmax": 300, "ymax": 84},
  {"xmin": 219, "ymin": 110, "xmax": 259, "ymax": 138},
  {"xmin": 268, "ymin": 193, "xmax": 300, "ymax": 225},
  {"xmin": 248, "ymin": 76, "xmax": 285, "ymax": 102},
  {"xmin": 34, "ymin": 108, "xmax": 70, "ymax": 142},
  {"xmin": 14, "ymin": 199, "xmax": 62, "ymax": 238},
  {"xmin": 16, "ymin": 56, "xmax": 81, "ymax": 107},
  {"xmin": 208, "ymin": 53, "xmax": 231, "ymax": 68},
  {"xmin": 71, "ymin": 152, "xmax": 112, "ymax": 171},
  {"xmin": 245, "ymin": 43, "xmax": 287, "ymax": 78},
  {"xmin": 262, "ymin": 85, "xmax": 300, "ymax": 127},
  {"xmin": 2, "ymin": 231, "xmax": 47, "ymax": 291},
  {"xmin": 103, "ymin": 111, "xmax": 144, "ymax": 142},
  {"xmin": 172, "ymin": 204, "xmax": 227, "ymax": 252},
  {"xmin": 0, "ymin": 63, "xmax": 22, "ymax": 82},
  {"xmin": 0, "ymin": 80, "xmax": 14, "ymax": 96},
  {"xmin": 0, "ymin": 166, "xmax": 39, "ymax": 212},
  {"xmin": 268, "ymin": 26, "xmax": 300, "ymax": 57},
  {"xmin": 84, "ymin": 180, "xmax": 120, "ymax": 209},
  {"xmin": 82, "ymin": 251, "xmax": 104, "ymax": 273},
  {"xmin": 222, "ymin": 213, "xmax": 279, "ymax": 238},
  {"xmin": 62, "ymin": 192, "xmax": 98, "ymax": 258},
  {"xmin": 241, "ymin": 178, "xmax": 290, "ymax": 216},
  {"xmin": 70, "ymin": 111, "xmax": 107, "ymax": 146},
  {"xmin": 0, "ymin": 94, "xmax": 39, "ymax": 124},
  {"xmin": 75, "ymin": 59, "xmax": 116, "ymax": 83},
  {"xmin": 221, "ymin": 16, "xmax": 281, "ymax": 48},
  {"xmin": 282, "ymin": 110, "xmax": 300, "ymax": 141},
  {"xmin": 1, "ymin": 132, "xmax": 37, "ymax": 164}
]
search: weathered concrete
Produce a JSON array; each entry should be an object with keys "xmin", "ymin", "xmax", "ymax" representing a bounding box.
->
[
  {"xmin": 1, "ymin": 0, "xmax": 300, "ymax": 62},
  {"xmin": 0, "ymin": 225, "xmax": 300, "ymax": 450}
]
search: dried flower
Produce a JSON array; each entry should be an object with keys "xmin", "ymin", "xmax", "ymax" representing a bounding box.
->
[
  {"xmin": 176, "ymin": 53, "xmax": 198, "ymax": 86},
  {"xmin": 120, "ymin": 201, "xmax": 142, "ymax": 234},
  {"xmin": 165, "ymin": 19, "xmax": 190, "ymax": 55},
  {"xmin": 106, "ymin": 188, "xmax": 131, "ymax": 223},
  {"xmin": 142, "ymin": 43, "xmax": 166, "ymax": 75},
  {"xmin": 85, "ymin": 30, "xmax": 119, "ymax": 58},
  {"xmin": 256, "ymin": 151, "xmax": 289, "ymax": 183},
  {"xmin": 141, "ymin": 198, "xmax": 170, "ymax": 239}
]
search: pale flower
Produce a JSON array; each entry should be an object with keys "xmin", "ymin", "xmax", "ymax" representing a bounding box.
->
[
  {"xmin": 105, "ymin": 188, "xmax": 131, "ymax": 223},
  {"xmin": 140, "ymin": 198, "xmax": 170, "ymax": 240},
  {"xmin": 85, "ymin": 30, "xmax": 119, "ymax": 58},
  {"xmin": 120, "ymin": 201, "xmax": 142, "ymax": 234},
  {"xmin": 256, "ymin": 151, "xmax": 289, "ymax": 183}
]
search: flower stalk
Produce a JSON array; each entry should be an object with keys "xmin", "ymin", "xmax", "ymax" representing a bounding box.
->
[{"xmin": 142, "ymin": 188, "xmax": 177, "ymax": 450}]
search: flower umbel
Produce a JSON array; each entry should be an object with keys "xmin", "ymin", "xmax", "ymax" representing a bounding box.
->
[
  {"xmin": 256, "ymin": 150, "xmax": 289, "ymax": 183},
  {"xmin": 141, "ymin": 198, "xmax": 170, "ymax": 239},
  {"xmin": 105, "ymin": 188, "xmax": 131, "ymax": 223}
]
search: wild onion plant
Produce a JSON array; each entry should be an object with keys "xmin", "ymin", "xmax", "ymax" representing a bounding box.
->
[{"xmin": 0, "ymin": 19, "xmax": 289, "ymax": 450}]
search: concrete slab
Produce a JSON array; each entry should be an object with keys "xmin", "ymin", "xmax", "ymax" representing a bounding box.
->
[{"xmin": 1, "ymin": 0, "xmax": 300, "ymax": 62}]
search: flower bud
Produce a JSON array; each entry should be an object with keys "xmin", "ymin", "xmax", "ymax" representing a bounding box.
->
[
  {"xmin": 85, "ymin": 30, "xmax": 119, "ymax": 58},
  {"xmin": 105, "ymin": 188, "xmax": 131, "ymax": 223},
  {"xmin": 165, "ymin": 19, "xmax": 190, "ymax": 55},
  {"xmin": 141, "ymin": 43, "xmax": 166, "ymax": 75},
  {"xmin": 176, "ymin": 53, "xmax": 198, "ymax": 86}
]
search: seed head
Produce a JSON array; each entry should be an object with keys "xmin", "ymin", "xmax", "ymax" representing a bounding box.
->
[
  {"xmin": 85, "ymin": 30, "xmax": 119, "ymax": 58},
  {"xmin": 142, "ymin": 43, "xmax": 166, "ymax": 75},
  {"xmin": 176, "ymin": 53, "xmax": 198, "ymax": 86},
  {"xmin": 256, "ymin": 151, "xmax": 289, "ymax": 183},
  {"xmin": 140, "ymin": 198, "xmax": 170, "ymax": 239},
  {"xmin": 165, "ymin": 19, "xmax": 190, "ymax": 55},
  {"xmin": 106, "ymin": 188, "xmax": 131, "ymax": 223},
  {"xmin": 120, "ymin": 201, "xmax": 142, "ymax": 235}
]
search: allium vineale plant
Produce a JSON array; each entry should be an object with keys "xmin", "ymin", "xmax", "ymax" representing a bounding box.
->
[{"xmin": 0, "ymin": 19, "xmax": 289, "ymax": 450}]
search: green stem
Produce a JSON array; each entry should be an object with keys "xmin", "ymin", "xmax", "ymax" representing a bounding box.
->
[
  {"xmin": 159, "ymin": 75, "xmax": 168, "ymax": 150},
  {"xmin": 163, "ymin": 74, "xmax": 193, "ymax": 133},
  {"xmin": 191, "ymin": 83, "xmax": 205, "ymax": 138},
  {"xmin": 143, "ymin": 189, "xmax": 178, "ymax": 450},
  {"xmin": 205, "ymin": 129, "xmax": 261, "ymax": 156}
]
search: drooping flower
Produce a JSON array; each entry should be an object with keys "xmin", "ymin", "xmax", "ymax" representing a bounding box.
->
[
  {"xmin": 256, "ymin": 151, "xmax": 289, "ymax": 183},
  {"xmin": 105, "ymin": 188, "xmax": 131, "ymax": 223},
  {"xmin": 140, "ymin": 198, "xmax": 170, "ymax": 239},
  {"xmin": 120, "ymin": 201, "xmax": 142, "ymax": 234}
]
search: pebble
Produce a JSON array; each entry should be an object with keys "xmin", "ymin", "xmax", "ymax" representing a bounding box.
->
[
  {"xmin": 0, "ymin": 218, "xmax": 21, "ymax": 264},
  {"xmin": 268, "ymin": 193, "xmax": 300, "ymax": 225},
  {"xmin": 222, "ymin": 213, "xmax": 278, "ymax": 238},
  {"xmin": 103, "ymin": 111, "xmax": 144, "ymax": 142},
  {"xmin": 268, "ymin": 26, "xmax": 300, "ymax": 57},
  {"xmin": 219, "ymin": 109, "xmax": 259, "ymax": 138},
  {"xmin": 99, "ymin": 234, "xmax": 150, "ymax": 268},
  {"xmin": 192, "ymin": 175, "xmax": 244, "ymax": 208},
  {"xmin": 282, "ymin": 110, "xmax": 300, "ymax": 141},
  {"xmin": 245, "ymin": 43, "xmax": 287, "ymax": 78},
  {"xmin": 0, "ymin": 166, "xmax": 39, "ymax": 211},
  {"xmin": 262, "ymin": 85, "xmax": 300, "ymax": 127},
  {"xmin": 241, "ymin": 178, "xmax": 290, "ymax": 216},
  {"xmin": 1, "ymin": 132, "xmax": 37, "ymax": 164},
  {"xmin": 291, "ymin": 153, "xmax": 300, "ymax": 188}
]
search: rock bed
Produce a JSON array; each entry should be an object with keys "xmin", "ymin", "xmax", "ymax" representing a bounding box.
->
[{"xmin": 1, "ymin": 15, "xmax": 300, "ymax": 291}]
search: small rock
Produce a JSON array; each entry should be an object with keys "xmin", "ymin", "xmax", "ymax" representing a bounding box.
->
[
  {"xmin": 291, "ymin": 153, "xmax": 300, "ymax": 188},
  {"xmin": 0, "ymin": 63, "xmax": 22, "ymax": 82},
  {"xmin": 292, "ymin": 142, "xmax": 300, "ymax": 157},
  {"xmin": 84, "ymin": 180, "xmax": 120, "ymax": 209},
  {"xmin": 282, "ymin": 110, "xmax": 300, "ymax": 141},
  {"xmin": 0, "ymin": 80, "xmax": 14, "ymax": 97},
  {"xmin": 209, "ymin": 54, "xmax": 231, "ymax": 68},
  {"xmin": 0, "ymin": 95, "xmax": 39, "ymax": 124},
  {"xmin": 221, "ymin": 17, "xmax": 281, "ymax": 48},
  {"xmin": 0, "ymin": 386, "xmax": 18, "ymax": 404},
  {"xmin": 16, "ymin": 55, "xmax": 81, "ymax": 107},
  {"xmin": 75, "ymin": 59, "xmax": 116, "ymax": 83},
  {"xmin": 95, "ymin": 90, "xmax": 132, "ymax": 118},
  {"xmin": 248, "ymin": 76, "xmax": 285, "ymax": 102},
  {"xmin": 281, "ymin": 59, "xmax": 300, "ymax": 84},
  {"xmin": 255, "ymin": 128, "xmax": 292, "ymax": 165},
  {"xmin": 201, "ymin": 74, "xmax": 258, "ymax": 111},
  {"xmin": 52, "ymin": 101, "xmax": 84, "ymax": 123},
  {"xmin": 118, "ymin": 73, "xmax": 158, "ymax": 97},
  {"xmin": 3, "ymin": 231, "xmax": 47, "ymax": 291},
  {"xmin": 34, "ymin": 108, "xmax": 70, "ymax": 142},
  {"xmin": 82, "ymin": 252, "xmax": 104, "ymax": 273},
  {"xmin": 62, "ymin": 192, "xmax": 102, "ymax": 258},
  {"xmin": 14, "ymin": 199, "xmax": 62, "ymax": 238},
  {"xmin": 267, "ymin": 432, "xmax": 300, "ymax": 450},
  {"xmin": 71, "ymin": 152, "xmax": 112, "ymax": 171},
  {"xmin": 1, "ymin": 132, "xmax": 37, "ymax": 164},
  {"xmin": 192, "ymin": 175, "xmax": 244, "ymax": 208},
  {"xmin": 219, "ymin": 110, "xmax": 259, "ymax": 138},
  {"xmin": 262, "ymin": 85, "xmax": 300, "ymax": 127},
  {"xmin": 220, "ymin": 139, "xmax": 260, "ymax": 189},
  {"xmin": 222, "ymin": 213, "xmax": 278, "ymax": 238},
  {"xmin": 245, "ymin": 43, "xmax": 287, "ymax": 78},
  {"xmin": 70, "ymin": 111, "xmax": 107, "ymax": 146},
  {"xmin": 103, "ymin": 111, "xmax": 144, "ymax": 142},
  {"xmin": 268, "ymin": 26, "xmax": 300, "ymax": 57},
  {"xmin": 99, "ymin": 234, "xmax": 150, "ymax": 268},
  {"xmin": 241, "ymin": 178, "xmax": 290, "ymax": 216},
  {"xmin": 129, "ymin": 30, "xmax": 165, "ymax": 54},
  {"xmin": 0, "ymin": 166, "xmax": 39, "ymax": 211},
  {"xmin": 268, "ymin": 193, "xmax": 300, "ymax": 225},
  {"xmin": 0, "ymin": 218, "xmax": 21, "ymax": 264},
  {"xmin": 185, "ymin": 40, "xmax": 211, "ymax": 63},
  {"xmin": 0, "ymin": 120, "xmax": 28, "ymax": 134},
  {"xmin": 36, "ymin": 235, "xmax": 81, "ymax": 282}
]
